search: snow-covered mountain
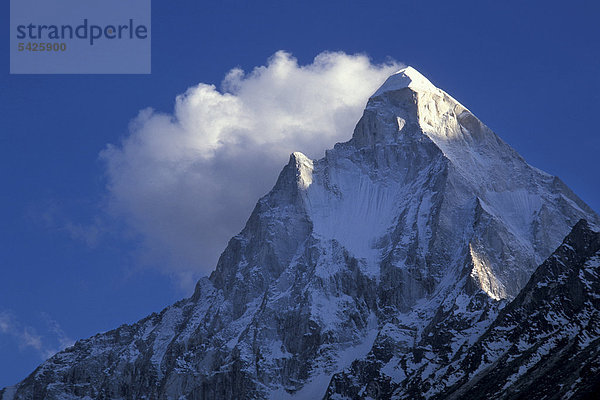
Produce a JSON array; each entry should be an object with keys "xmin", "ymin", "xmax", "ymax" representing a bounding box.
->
[{"xmin": 2, "ymin": 67, "xmax": 599, "ymax": 400}]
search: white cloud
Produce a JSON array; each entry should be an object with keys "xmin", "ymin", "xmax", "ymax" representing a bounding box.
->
[
  {"xmin": 30, "ymin": 199, "xmax": 106, "ymax": 249},
  {"xmin": 101, "ymin": 51, "xmax": 401, "ymax": 289},
  {"xmin": 41, "ymin": 312, "xmax": 75, "ymax": 352},
  {"xmin": 0, "ymin": 311, "xmax": 73, "ymax": 360},
  {"xmin": 20, "ymin": 328, "xmax": 43, "ymax": 352},
  {"xmin": 0, "ymin": 312, "xmax": 12, "ymax": 333}
]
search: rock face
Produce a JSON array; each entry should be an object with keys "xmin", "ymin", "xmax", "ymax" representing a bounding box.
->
[
  {"xmin": 429, "ymin": 219, "xmax": 600, "ymax": 400},
  {"xmin": 2, "ymin": 67, "xmax": 599, "ymax": 400}
]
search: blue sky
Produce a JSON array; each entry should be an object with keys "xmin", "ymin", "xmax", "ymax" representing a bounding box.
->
[{"xmin": 1, "ymin": 0, "xmax": 599, "ymax": 387}]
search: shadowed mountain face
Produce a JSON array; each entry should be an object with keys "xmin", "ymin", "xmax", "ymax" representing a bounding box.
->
[
  {"xmin": 428, "ymin": 220, "xmax": 600, "ymax": 400},
  {"xmin": 2, "ymin": 67, "xmax": 599, "ymax": 400}
]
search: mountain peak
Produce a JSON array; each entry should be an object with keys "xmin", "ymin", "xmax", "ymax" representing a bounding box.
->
[
  {"xmin": 289, "ymin": 151, "xmax": 313, "ymax": 190},
  {"xmin": 6, "ymin": 65, "xmax": 600, "ymax": 400},
  {"xmin": 372, "ymin": 66, "xmax": 438, "ymax": 97}
]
